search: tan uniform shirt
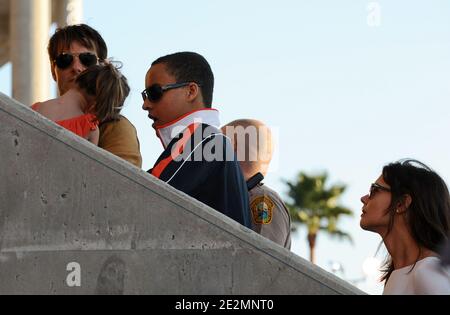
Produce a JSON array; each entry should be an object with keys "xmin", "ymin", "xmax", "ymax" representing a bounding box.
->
[
  {"xmin": 249, "ymin": 183, "xmax": 292, "ymax": 249},
  {"xmin": 99, "ymin": 116, "xmax": 142, "ymax": 168}
]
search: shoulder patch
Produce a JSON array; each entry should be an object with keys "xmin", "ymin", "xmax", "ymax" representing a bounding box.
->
[{"xmin": 251, "ymin": 196, "xmax": 274, "ymax": 225}]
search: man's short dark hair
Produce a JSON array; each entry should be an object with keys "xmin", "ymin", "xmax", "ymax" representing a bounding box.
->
[
  {"xmin": 152, "ymin": 52, "xmax": 214, "ymax": 108},
  {"xmin": 48, "ymin": 24, "xmax": 108, "ymax": 63}
]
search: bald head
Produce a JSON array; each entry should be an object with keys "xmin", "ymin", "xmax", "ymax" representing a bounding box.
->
[{"xmin": 222, "ymin": 119, "xmax": 273, "ymax": 180}]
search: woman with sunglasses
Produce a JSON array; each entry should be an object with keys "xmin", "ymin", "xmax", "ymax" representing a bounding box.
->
[
  {"xmin": 32, "ymin": 62, "xmax": 129, "ymax": 145},
  {"xmin": 360, "ymin": 159, "xmax": 450, "ymax": 294}
]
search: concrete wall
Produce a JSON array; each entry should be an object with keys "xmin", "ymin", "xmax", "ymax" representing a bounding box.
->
[{"xmin": 0, "ymin": 93, "xmax": 365, "ymax": 295}]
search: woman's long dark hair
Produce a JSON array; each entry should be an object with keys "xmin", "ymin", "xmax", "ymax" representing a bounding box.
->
[{"xmin": 380, "ymin": 159, "xmax": 450, "ymax": 283}]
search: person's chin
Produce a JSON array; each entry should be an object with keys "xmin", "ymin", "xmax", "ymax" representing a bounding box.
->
[
  {"xmin": 151, "ymin": 119, "xmax": 161, "ymax": 130},
  {"xmin": 360, "ymin": 220, "xmax": 374, "ymax": 232},
  {"xmin": 59, "ymin": 85, "xmax": 69, "ymax": 95},
  {"xmin": 360, "ymin": 221, "xmax": 367, "ymax": 230},
  {"xmin": 61, "ymin": 81, "xmax": 76, "ymax": 95}
]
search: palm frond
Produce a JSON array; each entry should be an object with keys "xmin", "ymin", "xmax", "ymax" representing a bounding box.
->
[{"xmin": 284, "ymin": 171, "xmax": 355, "ymax": 247}]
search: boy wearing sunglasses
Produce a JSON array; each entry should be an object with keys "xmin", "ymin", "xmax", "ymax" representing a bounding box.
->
[
  {"xmin": 47, "ymin": 24, "xmax": 142, "ymax": 168},
  {"xmin": 143, "ymin": 52, "xmax": 251, "ymax": 228}
]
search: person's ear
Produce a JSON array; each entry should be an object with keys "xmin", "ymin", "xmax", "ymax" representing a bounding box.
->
[
  {"xmin": 186, "ymin": 83, "xmax": 200, "ymax": 102},
  {"xmin": 51, "ymin": 62, "xmax": 57, "ymax": 81},
  {"xmin": 396, "ymin": 194, "xmax": 412, "ymax": 214}
]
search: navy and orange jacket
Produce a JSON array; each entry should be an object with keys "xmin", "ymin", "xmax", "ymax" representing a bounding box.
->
[{"xmin": 148, "ymin": 109, "xmax": 251, "ymax": 228}]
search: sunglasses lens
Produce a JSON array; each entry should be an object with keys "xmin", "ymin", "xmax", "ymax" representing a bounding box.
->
[
  {"xmin": 55, "ymin": 53, "xmax": 98, "ymax": 69},
  {"xmin": 369, "ymin": 185, "xmax": 381, "ymax": 198},
  {"xmin": 145, "ymin": 85, "xmax": 163, "ymax": 102},
  {"xmin": 55, "ymin": 54, "xmax": 74, "ymax": 69},
  {"xmin": 79, "ymin": 53, "xmax": 98, "ymax": 67}
]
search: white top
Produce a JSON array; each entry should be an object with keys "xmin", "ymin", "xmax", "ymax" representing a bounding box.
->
[
  {"xmin": 383, "ymin": 257, "xmax": 450, "ymax": 295},
  {"xmin": 155, "ymin": 109, "xmax": 220, "ymax": 148}
]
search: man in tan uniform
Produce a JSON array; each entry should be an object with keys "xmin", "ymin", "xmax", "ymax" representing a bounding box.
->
[
  {"xmin": 222, "ymin": 119, "xmax": 291, "ymax": 249},
  {"xmin": 48, "ymin": 24, "xmax": 142, "ymax": 168}
]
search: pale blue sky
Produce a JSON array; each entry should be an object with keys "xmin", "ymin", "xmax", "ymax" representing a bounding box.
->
[{"xmin": 1, "ymin": 0, "xmax": 450, "ymax": 294}]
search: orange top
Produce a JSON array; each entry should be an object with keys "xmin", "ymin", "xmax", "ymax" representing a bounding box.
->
[{"xmin": 32, "ymin": 103, "xmax": 98, "ymax": 138}]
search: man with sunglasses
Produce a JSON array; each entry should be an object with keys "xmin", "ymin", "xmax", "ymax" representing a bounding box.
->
[
  {"xmin": 143, "ymin": 52, "xmax": 251, "ymax": 228},
  {"xmin": 48, "ymin": 24, "xmax": 142, "ymax": 168}
]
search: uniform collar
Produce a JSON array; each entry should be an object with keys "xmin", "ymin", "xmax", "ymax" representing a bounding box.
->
[
  {"xmin": 247, "ymin": 172, "xmax": 265, "ymax": 191},
  {"xmin": 156, "ymin": 108, "xmax": 221, "ymax": 149}
]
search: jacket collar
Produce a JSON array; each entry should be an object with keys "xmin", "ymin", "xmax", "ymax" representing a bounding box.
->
[{"xmin": 156, "ymin": 108, "xmax": 221, "ymax": 149}]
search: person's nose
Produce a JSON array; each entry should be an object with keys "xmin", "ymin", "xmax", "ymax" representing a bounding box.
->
[
  {"xmin": 361, "ymin": 194, "xmax": 369, "ymax": 205},
  {"xmin": 71, "ymin": 56, "xmax": 85, "ymax": 74},
  {"xmin": 142, "ymin": 99, "xmax": 152, "ymax": 111}
]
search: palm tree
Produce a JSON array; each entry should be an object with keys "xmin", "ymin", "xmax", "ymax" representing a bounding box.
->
[{"xmin": 285, "ymin": 172, "xmax": 353, "ymax": 264}]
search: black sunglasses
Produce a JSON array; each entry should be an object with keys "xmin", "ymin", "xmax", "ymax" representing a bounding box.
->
[
  {"xmin": 141, "ymin": 82, "xmax": 198, "ymax": 102},
  {"xmin": 54, "ymin": 52, "xmax": 99, "ymax": 69},
  {"xmin": 369, "ymin": 183, "xmax": 391, "ymax": 199}
]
